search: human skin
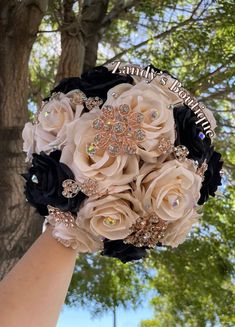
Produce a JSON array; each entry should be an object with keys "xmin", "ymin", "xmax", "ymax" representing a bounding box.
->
[{"xmin": 0, "ymin": 226, "xmax": 77, "ymax": 327}]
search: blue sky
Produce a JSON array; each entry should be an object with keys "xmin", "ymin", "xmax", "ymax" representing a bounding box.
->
[{"xmin": 57, "ymin": 303, "xmax": 154, "ymax": 327}]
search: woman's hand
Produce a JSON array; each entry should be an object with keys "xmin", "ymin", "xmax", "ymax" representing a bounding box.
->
[{"xmin": 0, "ymin": 226, "xmax": 77, "ymax": 327}]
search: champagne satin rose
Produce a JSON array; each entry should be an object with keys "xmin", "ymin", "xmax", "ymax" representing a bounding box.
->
[
  {"xmin": 104, "ymin": 80, "xmax": 177, "ymax": 163},
  {"xmin": 161, "ymin": 209, "xmax": 201, "ymax": 247},
  {"xmin": 60, "ymin": 108, "xmax": 139, "ymax": 192},
  {"xmin": 77, "ymin": 192, "xmax": 140, "ymax": 240},
  {"xmin": 35, "ymin": 94, "xmax": 75, "ymax": 154},
  {"xmin": 47, "ymin": 214, "xmax": 103, "ymax": 253},
  {"xmin": 134, "ymin": 159, "xmax": 202, "ymax": 221}
]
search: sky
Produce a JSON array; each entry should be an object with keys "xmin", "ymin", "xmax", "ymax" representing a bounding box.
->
[{"xmin": 57, "ymin": 302, "xmax": 154, "ymax": 327}]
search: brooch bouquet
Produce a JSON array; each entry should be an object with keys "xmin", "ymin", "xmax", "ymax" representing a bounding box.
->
[{"xmin": 22, "ymin": 64, "xmax": 223, "ymax": 263}]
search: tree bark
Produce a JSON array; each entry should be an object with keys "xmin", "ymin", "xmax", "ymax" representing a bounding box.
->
[
  {"xmin": 55, "ymin": 0, "xmax": 109, "ymax": 82},
  {"xmin": 0, "ymin": 0, "xmax": 48, "ymax": 279}
]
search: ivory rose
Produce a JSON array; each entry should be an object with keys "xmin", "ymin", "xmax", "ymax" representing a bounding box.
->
[
  {"xmin": 60, "ymin": 108, "xmax": 139, "ymax": 193},
  {"xmin": 161, "ymin": 209, "xmax": 201, "ymax": 247},
  {"xmin": 104, "ymin": 80, "xmax": 178, "ymax": 162},
  {"xmin": 77, "ymin": 192, "xmax": 140, "ymax": 240},
  {"xmin": 47, "ymin": 213, "xmax": 103, "ymax": 253},
  {"xmin": 35, "ymin": 95, "xmax": 75, "ymax": 153},
  {"xmin": 133, "ymin": 159, "xmax": 202, "ymax": 221}
]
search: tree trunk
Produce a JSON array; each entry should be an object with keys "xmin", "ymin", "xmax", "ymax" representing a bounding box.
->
[
  {"xmin": 55, "ymin": 0, "xmax": 109, "ymax": 83},
  {"xmin": 0, "ymin": 0, "xmax": 48, "ymax": 279}
]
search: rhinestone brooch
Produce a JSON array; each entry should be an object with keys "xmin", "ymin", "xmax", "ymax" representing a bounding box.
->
[
  {"xmin": 62, "ymin": 178, "xmax": 98, "ymax": 197},
  {"xmin": 123, "ymin": 213, "xmax": 168, "ymax": 248},
  {"xmin": 47, "ymin": 205, "xmax": 76, "ymax": 228},
  {"xmin": 86, "ymin": 104, "xmax": 146, "ymax": 157},
  {"xmin": 173, "ymin": 145, "xmax": 189, "ymax": 161},
  {"xmin": 69, "ymin": 90, "xmax": 103, "ymax": 110},
  {"xmin": 157, "ymin": 137, "xmax": 173, "ymax": 154},
  {"xmin": 196, "ymin": 159, "xmax": 208, "ymax": 181}
]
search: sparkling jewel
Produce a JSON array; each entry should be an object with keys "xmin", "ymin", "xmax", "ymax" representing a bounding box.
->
[
  {"xmin": 196, "ymin": 159, "xmax": 208, "ymax": 181},
  {"xmin": 123, "ymin": 213, "xmax": 168, "ymax": 248},
  {"xmin": 198, "ymin": 131, "xmax": 205, "ymax": 140},
  {"xmin": 108, "ymin": 143, "xmax": 120, "ymax": 155},
  {"xmin": 113, "ymin": 122, "xmax": 126, "ymax": 134},
  {"xmin": 103, "ymin": 216, "xmax": 117, "ymax": 226},
  {"xmin": 47, "ymin": 205, "xmax": 76, "ymax": 228},
  {"xmin": 93, "ymin": 118, "xmax": 103, "ymax": 130},
  {"xmin": 85, "ymin": 96, "xmax": 103, "ymax": 110},
  {"xmin": 150, "ymin": 110, "xmax": 159, "ymax": 120},
  {"xmin": 62, "ymin": 178, "xmax": 98, "ymax": 197},
  {"xmin": 192, "ymin": 160, "xmax": 199, "ymax": 170},
  {"xmin": 70, "ymin": 90, "xmax": 87, "ymax": 106},
  {"xmin": 86, "ymin": 143, "xmax": 97, "ymax": 156},
  {"xmin": 119, "ymin": 104, "xmax": 130, "ymax": 115},
  {"xmin": 62, "ymin": 179, "xmax": 80, "ymax": 198},
  {"xmin": 79, "ymin": 178, "xmax": 98, "ymax": 196},
  {"xmin": 172, "ymin": 198, "xmax": 180, "ymax": 208},
  {"xmin": 102, "ymin": 105, "xmax": 114, "ymax": 117},
  {"xmin": 134, "ymin": 129, "xmax": 146, "ymax": 141},
  {"xmin": 168, "ymin": 104, "xmax": 175, "ymax": 110},
  {"xmin": 134, "ymin": 112, "xmax": 144, "ymax": 123},
  {"xmin": 112, "ymin": 92, "xmax": 118, "ymax": 98},
  {"xmin": 90, "ymin": 104, "xmax": 145, "ymax": 157},
  {"xmin": 158, "ymin": 137, "xmax": 173, "ymax": 154},
  {"xmin": 173, "ymin": 145, "xmax": 189, "ymax": 161},
  {"xmin": 31, "ymin": 174, "xmax": 39, "ymax": 184},
  {"xmin": 44, "ymin": 111, "xmax": 50, "ymax": 117}
]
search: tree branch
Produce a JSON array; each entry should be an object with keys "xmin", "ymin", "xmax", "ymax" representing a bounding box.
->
[
  {"xmin": 102, "ymin": 16, "xmax": 197, "ymax": 65},
  {"xmin": 101, "ymin": 0, "xmax": 139, "ymax": 28}
]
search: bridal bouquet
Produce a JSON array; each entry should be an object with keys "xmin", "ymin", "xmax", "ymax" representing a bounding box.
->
[{"xmin": 22, "ymin": 64, "xmax": 223, "ymax": 262}]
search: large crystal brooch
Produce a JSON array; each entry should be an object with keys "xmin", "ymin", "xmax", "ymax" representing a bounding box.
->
[{"xmin": 87, "ymin": 104, "xmax": 146, "ymax": 157}]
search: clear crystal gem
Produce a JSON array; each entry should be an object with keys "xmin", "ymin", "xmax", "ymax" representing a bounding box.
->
[
  {"xmin": 172, "ymin": 198, "xmax": 180, "ymax": 208},
  {"xmin": 93, "ymin": 119, "xmax": 103, "ymax": 130},
  {"xmin": 113, "ymin": 122, "xmax": 125, "ymax": 134},
  {"xmin": 31, "ymin": 174, "xmax": 39, "ymax": 184},
  {"xmin": 134, "ymin": 129, "xmax": 145, "ymax": 141},
  {"xmin": 150, "ymin": 110, "xmax": 159, "ymax": 120},
  {"xmin": 119, "ymin": 104, "xmax": 130, "ymax": 115},
  {"xmin": 108, "ymin": 143, "xmax": 120, "ymax": 155}
]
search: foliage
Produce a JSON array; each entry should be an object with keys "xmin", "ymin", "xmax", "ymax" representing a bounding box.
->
[{"xmin": 66, "ymin": 253, "xmax": 148, "ymax": 316}]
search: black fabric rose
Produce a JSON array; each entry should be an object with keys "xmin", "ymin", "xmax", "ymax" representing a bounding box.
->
[
  {"xmin": 146, "ymin": 64, "xmax": 177, "ymax": 79},
  {"xmin": 101, "ymin": 239, "xmax": 150, "ymax": 263},
  {"xmin": 198, "ymin": 148, "xmax": 223, "ymax": 205},
  {"xmin": 173, "ymin": 105, "xmax": 212, "ymax": 165},
  {"xmin": 21, "ymin": 150, "xmax": 86, "ymax": 216},
  {"xmin": 49, "ymin": 66, "xmax": 134, "ymax": 107}
]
